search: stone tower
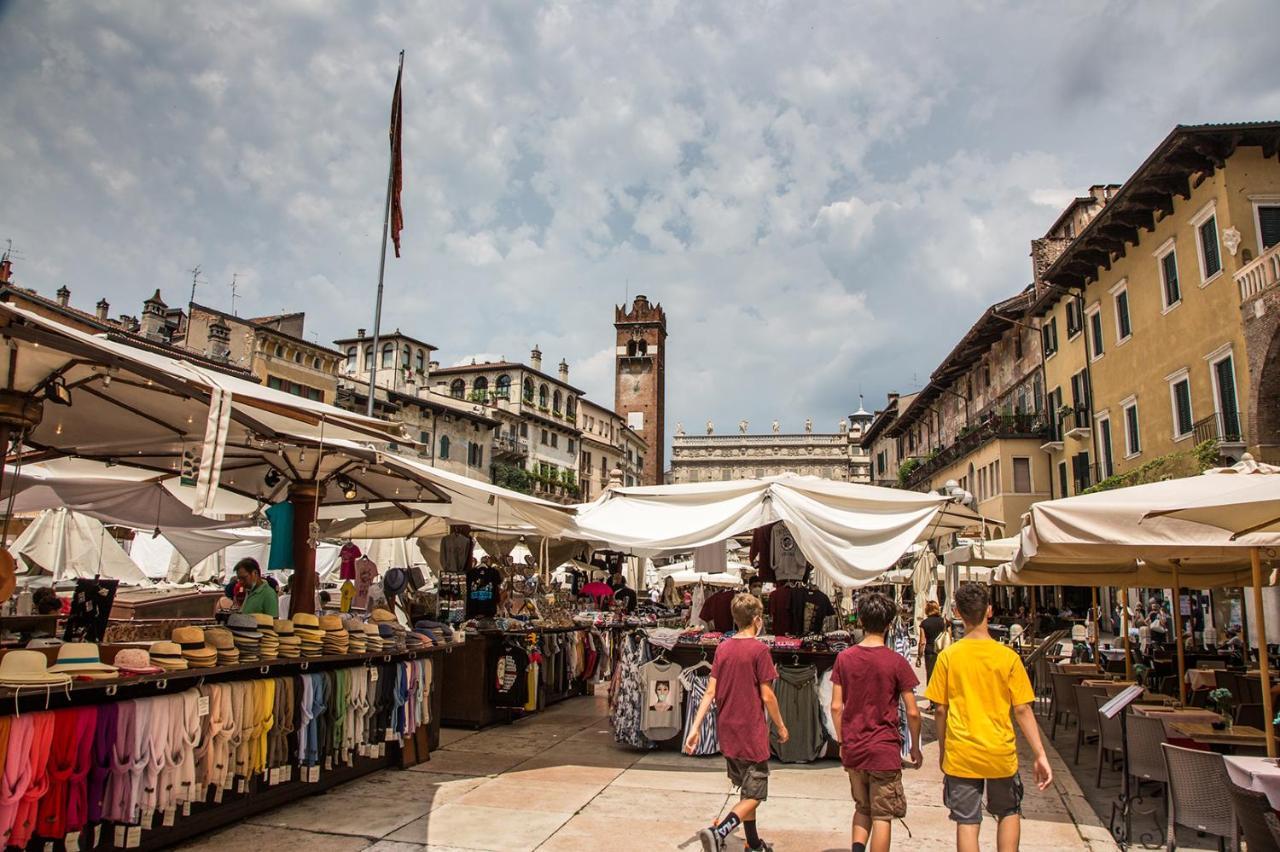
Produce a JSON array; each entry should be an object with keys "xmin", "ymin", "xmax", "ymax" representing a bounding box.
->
[{"xmin": 615, "ymin": 295, "xmax": 667, "ymax": 485}]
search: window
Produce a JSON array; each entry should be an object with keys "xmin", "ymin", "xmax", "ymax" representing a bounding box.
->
[
  {"xmin": 566, "ymin": 396, "xmax": 576, "ymax": 418},
  {"xmin": 1057, "ymin": 461, "xmax": 1068, "ymax": 499},
  {"xmin": 1047, "ymin": 386, "xmax": 1064, "ymax": 439},
  {"xmin": 538, "ymin": 384, "xmax": 548, "ymax": 408},
  {"xmin": 312, "ymin": 357, "xmax": 321, "ymax": 369},
  {"xmin": 293, "ymin": 351, "xmax": 302, "ymax": 364},
  {"xmin": 1195, "ymin": 212, "xmax": 1222, "ymax": 282},
  {"xmin": 1072, "ymin": 452, "xmax": 1092, "ymax": 493},
  {"xmin": 1014, "ymin": 331, "xmax": 1023, "ymax": 361},
  {"xmin": 552, "ymin": 390, "xmax": 562, "ymax": 413},
  {"xmin": 1112, "ymin": 282, "xmax": 1132, "ymax": 342},
  {"xmin": 364, "ymin": 345, "xmax": 372, "ymax": 368},
  {"xmin": 449, "ymin": 378, "xmax": 465, "ymax": 398},
  {"xmin": 472, "ymin": 376, "xmax": 488, "ymax": 398},
  {"xmin": 522, "ymin": 377, "xmax": 534, "ymax": 402},
  {"xmin": 1087, "ymin": 305, "xmax": 1104, "ymax": 359},
  {"xmin": 550, "ymin": 433, "xmax": 559, "ymax": 448},
  {"xmin": 519, "ymin": 423, "xmax": 528, "ymax": 438},
  {"xmin": 1066, "ymin": 299, "xmax": 1083, "ymax": 338},
  {"xmin": 1158, "ymin": 243, "xmax": 1181, "ymax": 309},
  {"xmin": 876, "ymin": 451, "xmax": 887, "ymax": 477},
  {"xmin": 1042, "ymin": 317, "xmax": 1059, "ymax": 357},
  {"xmin": 1210, "ymin": 351, "xmax": 1242, "ymax": 442},
  {"xmin": 345, "ymin": 347, "xmax": 357, "ymax": 373},
  {"xmin": 1012, "ymin": 457, "xmax": 1032, "ymax": 493},
  {"xmin": 496, "ymin": 374, "xmax": 511, "ymax": 398},
  {"xmin": 540, "ymin": 429, "xmax": 548, "ymax": 445},
  {"xmin": 274, "ymin": 344, "xmax": 284, "ymax": 357},
  {"xmin": 416, "ymin": 349, "xmax": 425, "ymax": 373},
  {"xmin": 1256, "ymin": 202, "xmax": 1280, "ymax": 250},
  {"xmin": 381, "ymin": 343, "xmax": 394, "ymax": 368},
  {"xmin": 1168, "ymin": 372, "xmax": 1193, "ymax": 439},
  {"xmin": 419, "ymin": 430, "xmax": 431, "ymax": 445},
  {"xmin": 401, "ymin": 345, "xmax": 411, "ymax": 369},
  {"xmin": 1097, "ymin": 416, "xmax": 1114, "ymax": 479},
  {"xmin": 1070, "ymin": 369, "xmax": 1091, "ymax": 417},
  {"xmin": 439, "ymin": 435, "xmax": 450, "ymax": 460},
  {"xmin": 1122, "ymin": 399, "xmax": 1141, "ymax": 458},
  {"xmin": 568, "ymin": 438, "xmax": 576, "ymax": 453}
]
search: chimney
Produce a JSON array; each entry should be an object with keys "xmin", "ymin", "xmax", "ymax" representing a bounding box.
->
[
  {"xmin": 357, "ymin": 328, "xmax": 365, "ymax": 339},
  {"xmin": 55, "ymin": 286, "xmax": 70, "ymax": 307},
  {"xmin": 428, "ymin": 360, "xmax": 439, "ymax": 371},
  {"xmin": 0, "ymin": 258, "xmax": 11, "ymax": 284},
  {"xmin": 530, "ymin": 345, "xmax": 542, "ymax": 372},
  {"xmin": 140, "ymin": 289, "xmax": 168, "ymax": 340},
  {"xmin": 208, "ymin": 316, "xmax": 231, "ymax": 361},
  {"xmin": 558, "ymin": 359, "xmax": 569, "ymax": 382},
  {"xmin": 95, "ymin": 298, "xmax": 110, "ymax": 322}
]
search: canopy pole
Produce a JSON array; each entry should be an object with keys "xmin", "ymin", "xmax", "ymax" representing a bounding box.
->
[
  {"xmin": 1250, "ymin": 547, "xmax": 1276, "ymax": 758},
  {"xmin": 1091, "ymin": 586, "xmax": 1100, "ymax": 666},
  {"xmin": 289, "ymin": 482, "xmax": 320, "ymax": 617},
  {"xmin": 1171, "ymin": 561, "xmax": 1187, "ymax": 706},
  {"xmin": 1120, "ymin": 587, "xmax": 1133, "ymax": 681}
]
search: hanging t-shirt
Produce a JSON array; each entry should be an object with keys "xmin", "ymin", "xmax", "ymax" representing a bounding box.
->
[
  {"xmin": 771, "ymin": 524, "xmax": 806, "ymax": 582},
  {"xmin": 639, "ymin": 659, "xmax": 684, "ymax": 741},
  {"xmin": 265, "ymin": 501, "xmax": 294, "ymax": 571},
  {"xmin": 799, "ymin": 588, "xmax": 835, "ymax": 635},
  {"xmin": 493, "ymin": 642, "xmax": 530, "ymax": 707},
  {"xmin": 353, "ymin": 557, "xmax": 379, "ymax": 610},
  {"xmin": 465, "ymin": 566, "xmax": 502, "ymax": 618},
  {"xmin": 749, "ymin": 523, "xmax": 779, "ymax": 583},
  {"xmin": 699, "ymin": 589, "xmax": 737, "ymax": 633},
  {"xmin": 692, "ymin": 541, "xmax": 727, "ymax": 574},
  {"xmin": 680, "ymin": 665, "xmax": 719, "ymax": 755},
  {"xmin": 339, "ymin": 542, "xmax": 361, "ymax": 580},
  {"xmin": 769, "ymin": 585, "xmax": 795, "ymax": 636}
]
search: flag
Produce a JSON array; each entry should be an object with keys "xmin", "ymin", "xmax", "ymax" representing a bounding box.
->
[{"xmin": 389, "ymin": 51, "xmax": 404, "ymax": 258}]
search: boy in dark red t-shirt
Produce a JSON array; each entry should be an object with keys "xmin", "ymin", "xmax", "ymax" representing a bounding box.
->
[
  {"xmin": 686, "ymin": 593, "xmax": 788, "ymax": 852},
  {"xmin": 831, "ymin": 592, "xmax": 921, "ymax": 852}
]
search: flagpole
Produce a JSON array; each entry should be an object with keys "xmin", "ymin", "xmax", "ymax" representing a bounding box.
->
[{"xmin": 367, "ymin": 50, "xmax": 404, "ymax": 417}]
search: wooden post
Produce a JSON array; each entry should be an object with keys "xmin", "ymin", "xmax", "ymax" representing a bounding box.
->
[
  {"xmin": 1120, "ymin": 587, "xmax": 1133, "ymax": 681},
  {"xmin": 288, "ymin": 482, "xmax": 320, "ymax": 617},
  {"xmin": 1171, "ymin": 561, "xmax": 1187, "ymax": 706},
  {"xmin": 1251, "ymin": 547, "xmax": 1276, "ymax": 758},
  {"xmin": 1091, "ymin": 586, "xmax": 1100, "ymax": 666}
]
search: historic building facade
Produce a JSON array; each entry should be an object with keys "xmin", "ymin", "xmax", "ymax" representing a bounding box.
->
[
  {"xmin": 577, "ymin": 397, "xmax": 648, "ymax": 499},
  {"xmin": 614, "ymin": 295, "xmax": 667, "ymax": 486},
  {"xmin": 669, "ymin": 414, "xmax": 866, "ymax": 484}
]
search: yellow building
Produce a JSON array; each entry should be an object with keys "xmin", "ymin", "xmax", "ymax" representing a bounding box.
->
[{"xmin": 1033, "ymin": 123, "xmax": 1280, "ymax": 494}]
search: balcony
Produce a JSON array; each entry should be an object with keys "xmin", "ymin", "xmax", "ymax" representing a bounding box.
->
[
  {"xmin": 1236, "ymin": 242, "xmax": 1280, "ymax": 304},
  {"xmin": 1064, "ymin": 405, "xmax": 1092, "ymax": 441},
  {"xmin": 492, "ymin": 435, "xmax": 528, "ymax": 460},
  {"xmin": 1192, "ymin": 413, "xmax": 1246, "ymax": 461},
  {"xmin": 901, "ymin": 411, "xmax": 1049, "ymax": 490}
]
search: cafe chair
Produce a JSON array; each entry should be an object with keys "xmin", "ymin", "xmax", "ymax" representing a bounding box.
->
[
  {"xmin": 1161, "ymin": 743, "xmax": 1238, "ymax": 851},
  {"xmin": 1226, "ymin": 780, "xmax": 1280, "ymax": 852},
  {"xmin": 1093, "ymin": 694, "xmax": 1123, "ymax": 787},
  {"xmin": 1073, "ymin": 683, "xmax": 1109, "ymax": 764},
  {"xmin": 1049, "ymin": 671, "xmax": 1083, "ymax": 740},
  {"xmin": 1233, "ymin": 703, "xmax": 1264, "ymax": 731}
]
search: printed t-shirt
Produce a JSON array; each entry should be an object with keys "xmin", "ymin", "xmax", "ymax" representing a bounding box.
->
[
  {"xmin": 264, "ymin": 501, "xmax": 294, "ymax": 571},
  {"xmin": 465, "ymin": 566, "xmax": 502, "ymax": 618},
  {"xmin": 770, "ymin": 524, "xmax": 806, "ymax": 582},
  {"xmin": 831, "ymin": 645, "xmax": 919, "ymax": 770},
  {"xmin": 710, "ymin": 637, "xmax": 778, "ymax": 763},
  {"xmin": 924, "ymin": 637, "xmax": 1035, "ymax": 779},
  {"xmin": 699, "ymin": 590, "xmax": 736, "ymax": 633},
  {"xmin": 493, "ymin": 642, "xmax": 530, "ymax": 707},
  {"xmin": 353, "ymin": 557, "xmax": 379, "ymax": 610},
  {"xmin": 241, "ymin": 581, "xmax": 279, "ymax": 617},
  {"xmin": 639, "ymin": 660, "xmax": 684, "ymax": 740},
  {"xmin": 338, "ymin": 542, "xmax": 360, "ymax": 580}
]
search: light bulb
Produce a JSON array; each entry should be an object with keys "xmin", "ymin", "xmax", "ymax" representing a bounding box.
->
[{"xmin": 54, "ymin": 423, "xmax": 62, "ymax": 435}]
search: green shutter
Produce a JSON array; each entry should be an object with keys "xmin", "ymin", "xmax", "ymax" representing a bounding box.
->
[
  {"xmin": 1100, "ymin": 419, "xmax": 1114, "ymax": 476},
  {"xmin": 1126, "ymin": 406, "xmax": 1141, "ymax": 454},
  {"xmin": 1116, "ymin": 291, "xmax": 1131, "ymax": 338},
  {"xmin": 1090, "ymin": 311, "xmax": 1104, "ymax": 355},
  {"xmin": 1261, "ymin": 206, "xmax": 1280, "ymax": 249},
  {"xmin": 1162, "ymin": 252, "xmax": 1180, "ymax": 305},
  {"xmin": 1215, "ymin": 357, "xmax": 1241, "ymax": 440},
  {"xmin": 1200, "ymin": 217, "xmax": 1221, "ymax": 278},
  {"xmin": 1175, "ymin": 380, "xmax": 1193, "ymax": 435}
]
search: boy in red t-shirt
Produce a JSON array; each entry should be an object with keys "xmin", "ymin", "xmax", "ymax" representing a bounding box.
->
[
  {"xmin": 686, "ymin": 593, "xmax": 789, "ymax": 852},
  {"xmin": 831, "ymin": 591, "xmax": 922, "ymax": 852}
]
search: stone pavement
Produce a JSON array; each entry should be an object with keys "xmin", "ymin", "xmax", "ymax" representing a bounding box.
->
[{"xmin": 177, "ymin": 689, "xmax": 1118, "ymax": 851}]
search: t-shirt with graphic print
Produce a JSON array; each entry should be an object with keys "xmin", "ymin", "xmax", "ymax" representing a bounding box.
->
[
  {"xmin": 465, "ymin": 566, "xmax": 502, "ymax": 618},
  {"xmin": 639, "ymin": 659, "xmax": 684, "ymax": 741}
]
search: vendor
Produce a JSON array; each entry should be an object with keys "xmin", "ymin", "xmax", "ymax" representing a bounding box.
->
[
  {"xmin": 236, "ymin": 557, "xmax": 279, "ymax": 617},
  {"xmin": 608, "ymin": 572, "xmax": 637, "ymax": 614}
]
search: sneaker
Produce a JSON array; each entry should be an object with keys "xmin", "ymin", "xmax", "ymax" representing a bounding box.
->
[
  {"xmin": 746, "ymin": 843, "xmax": 773, "ymax": 852},
  {"xmin": 697, "ymin": 827, "xmax": 723, "ymax": 852}
]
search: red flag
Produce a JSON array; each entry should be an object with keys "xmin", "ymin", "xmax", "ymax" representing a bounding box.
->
[{"xmin": 389, "ymin": 53, "xmax": 404, "ymax": 258}]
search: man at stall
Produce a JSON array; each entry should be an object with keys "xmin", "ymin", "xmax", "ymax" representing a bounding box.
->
[{"xmin": 236, "ymin": 557, "xmax": 279, "ymax": 618}]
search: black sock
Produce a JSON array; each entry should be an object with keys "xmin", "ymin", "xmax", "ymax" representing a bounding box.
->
[
  {"xmin": 852, "ymin": 844, "xmax": 866, "ymax": 852},
  {"xmin": 713, "ymin": 812, "xmax": 742, "ymax": 841},
  {"xmin": 744, "ymin": 820, "xmax": 761, "ymax": 847}
]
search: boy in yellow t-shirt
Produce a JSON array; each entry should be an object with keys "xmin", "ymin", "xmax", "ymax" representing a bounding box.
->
[{"xmin": 925, "ymin": 584, "xmax": 1052, "ymax": 852}]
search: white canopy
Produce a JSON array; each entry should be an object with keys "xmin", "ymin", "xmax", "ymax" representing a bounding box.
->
[
  {"xmin": 944, "ymin": 536, "xmax": 1019, "ymax": 568},
  {"xmin": 663, "ymin": 568, "xmax": 743, "ymax": 588},
  {"xmin": 556, "ymin": 474, "xmax": 980, "ymax": 589},
  {"xmin": 10, "ymin": 508, "xmax": 149, "ymax": 584},
  {"xmin": 1144, "ymin": 455, "xmax": 1280, "ymax": 537}
]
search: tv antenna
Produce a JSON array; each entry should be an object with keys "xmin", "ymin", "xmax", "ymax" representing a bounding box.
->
[
  {"xmin": 229, "ymin": 273, "xmax": 241, "ymax": 316},
  {"xmin": 2, "ymin": 239, "xmax": 25, "ymax": 264},
  {"xmin": 188, "ymin": 265, "xmax": 203, "ymax": 306}
]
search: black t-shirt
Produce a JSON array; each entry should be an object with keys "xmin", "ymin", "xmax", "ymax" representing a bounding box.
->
[
  {"xmin": 800, "ymin": 588, "xmax": 835, "ymax": 634},
  {"xmin": 613, "ymin": 587, "xmax": 637, "ymax": 613},
  {"xmin": 465, "ymin": 566, "xmax": 502, "ymax": 618},
  {"xmin": 493, "ymin": 642, "xmax": 530, "ymax": 707},
  {"xmin": 920, "ymin": 615, "xmax": 947, "ymax": 655}
]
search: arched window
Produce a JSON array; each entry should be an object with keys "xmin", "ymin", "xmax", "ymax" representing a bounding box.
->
[
  {"xmin": 345, "ymin": 347, "xmax": 356, "ymax": 373},
  {"xmin": 552, "ymin": 390, "xmax": 562, "ymax": 413},
  {"xmin": 274, "ymin": 344, "xmax": 285, "ymax": 358},
  {"xmin": 364, "ymin": 346, "xmax": 372, "ymax": 369},
  {"xmin": 523, "ymin": 378, "xmax": 534, "ymax": 402},
  {"xmin": 636, "ymin": 340, "xmax": 648, "ymax": 356},
  {"xmin": 293, "ymin": 351, "xmax": 302, "ymax": 364},
  {"xmin": 439, "ymin": 435, "xmax": 450, "ymax": 460},
  {"xmin": 538, "ymin": 384, "xmax": 548, "ymax": 408},
  {"xmin": 627, "ymin": 340, "xmax": 637, "ymax": 357},
  {"xmin": 450, "ymin": 379, "xmax": 465, "ymax": 399},
  {"xmin": 312, "ymin": 357, "xmax": 321, "ymax": 369},
  {"xmin": 473, "ymin": 376, "xmax": 488, "ymax": 401},
  {"xmin": 381, "ymin": 343, "xmax": 394, "ymax": 368},
  {"xmin": 415, "ymin": 349, "xmax": 425, "ymax": 373},
  {"xmin": 401, "ymin": 345, "xmax": 411, "ymax": 368},
  {"xmin": 566, "ymin": 396, "xmax": 576, "ymax": 418},
  {"xmin": 496, "ymin": 374, "xmax": 511, "ymax": 399}
]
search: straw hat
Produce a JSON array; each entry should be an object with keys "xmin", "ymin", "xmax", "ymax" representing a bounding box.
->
[
  {"xmin": 293, "ymin": 613, "xmax": 320, "ymax": 629},
  {"xmin": 0, "ymin": 650, "xmax": 71, "ymax": 686},
  {"xmin": 171, "ymin": 626, "xmax": 205, "ymax": 646},
  {"xmin": 149, "ymin": 641, "xmax": 188, "ymax": 671},
  {"xmin": 48, "ymin": 643, "xmax": 118, "ymax": 678},
  {"xmin": 370, "ymin": 608, "xmax": 397, "ymax": 624},
  {"xmin": 114, "ymin": 648, "xmax": 163, "ymax": 675},
  {"xmin": 273, "ymin": 619, "xmax": 294, "ymax": 636},
  {"xmin": 183, "ymin": 646, "xmax": 218, "ymax": 668},
  {"xmin": 252, "ymin": 613, "xmax": 275, "ymax": 629},
  {"xmin": 204, "ymin": 627, "xmax": 235, "ymax": 650}
]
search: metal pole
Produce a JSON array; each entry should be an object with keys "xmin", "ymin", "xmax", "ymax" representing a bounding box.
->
[
  {"xmin": 1120, "ymin": 587, "xmax": 1133, "ymax": 681},
  {"xmin": 366, "ymin": 50, "xmax": 404, "ymax": 418},
  {"xmin": 1171, "ymin": 561, "xmax": 1187, "ymax": 706},
  {"xmin": 1251, "ymin": 547, "xmax": 1276, "ymax": 758}
]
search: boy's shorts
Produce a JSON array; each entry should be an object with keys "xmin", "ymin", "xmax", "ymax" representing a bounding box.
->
[
  {"xmin": 847, "ymin": 768, "xmax": 906, "ymax": 820},
  {"xmin": 943, "ymin": 774, "xmax": 1023, "ymax": 824},
  {"xmin": 725, "ymin": 757, "xmax": 769, "ymax": 801}
]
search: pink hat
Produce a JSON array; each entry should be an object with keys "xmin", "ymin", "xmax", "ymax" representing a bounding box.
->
[{"xmin": 114, "ymin": 648, "xmax": 162, "ymax": 675}]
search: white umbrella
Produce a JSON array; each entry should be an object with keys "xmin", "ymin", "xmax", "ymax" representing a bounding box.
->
[{"xmin": 10, "ymin": 508, "xmax": 149, "ymax": 584}]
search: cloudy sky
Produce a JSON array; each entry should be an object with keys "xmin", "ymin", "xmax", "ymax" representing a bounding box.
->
[{"xmin": 3, "ymin": 1, "xmax": 1279, "ymax": 457}]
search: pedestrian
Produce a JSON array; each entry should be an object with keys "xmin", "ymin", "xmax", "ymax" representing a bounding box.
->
[
  {"xmin": 925, "ymin": 583, "xmax": 1052, "ymax": 852},
  {"xmin": 832, "ymin": 591, "xmax": 922, "ymax": 852},
  {"xmin": 685, "ymin": 593, "xmax": 789, "ymax": 852},
  {"xmin": 916, "ymin": 600, "xmax": 947, "ymax": 686},
  {"xmin": 235, "ymin": 557, "xmax": 279, "ymax": 617}
]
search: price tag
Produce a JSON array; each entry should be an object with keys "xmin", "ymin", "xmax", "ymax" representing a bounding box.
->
[
  {"xmin": 236, "ymin": 778, "xmax": 247, "ymax": 794},
  {"xmin": 139, "ymin": 809, "xmax": 154, "ymax": 830},
  {"xmin": 197, "ymin": 696, "xmax": 210, "ymax": 717},
  {"xmin": 65, "ymin": 832, "xmax": 80, "ymax": 852},
  {"xmin": 309, "ymin": 765, "xmax": 321, "ymax": 783},
  {"xmin": 125, "ymin": 826, "xmax": 142, "ymax": 848},
  {"xmin": 323, "ymin": 756, "xmax": 333, "ymax": 771},
  {"xmin": 213, "ymin": 786, "xmax": 224, "ymax": 804},
  {"xmin": 369, "ymin": 669, "xmax": 378, "ymax": 682},
  {"xmin": 262, "ymin": 770, "xmax": 270, "ymax": 785},
  {"xmin": 113, "ymin": 826, "xmax": 126, "ymax": 847},
  {"xmin": 183, "ymin": 800, "xmax": 192, "ymax": 817},
  {"xmin": 162, "ymin": 806, "xmax": 176, "ymax": 827},
  {"xmin": 44, "ymin": 841, "xmax": 54, "ymax": 852},
  {"xmin": 385, "ymin": 729, "xmax": 396, "ymax": 742},
  {"xmin": 93, "ymin": 825, "xmax": 101, "ymax": 847}
]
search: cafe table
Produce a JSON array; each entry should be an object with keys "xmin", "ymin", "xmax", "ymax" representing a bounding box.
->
[
  {"xmin": 1185, "ymin": 669, "xmax": 1218, "ymax": 691},
  {"xmin": 1133, "ymin": 707, "xmax": 1221, "ymax": 737},
  {"xmin": 1171, "ymin": 721, "xmax": 1269, "ymax": 751},
  {"xmin": 1224, "ymin": 755, "xmax": 1280, "ymax": 809},
  {"xmin": 1059, "ymin": 663, "xmax": 1101, "ymax": 676}
]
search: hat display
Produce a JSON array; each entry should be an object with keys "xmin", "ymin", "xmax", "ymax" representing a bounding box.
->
[
  {"xmin": 319, "ymin": 614, "xmax": 350, "ymax": 655},
  {"xmin": 292, "ymin": 613, "xmax": 323, "ymax": 658},
  {"xmin": 255, "ymin": 614, "xmax": 279, "ymax": 661},
  {"xmin": 149, "ymin": 641, "xmax": 188, "ymax": 672},
  {"xmin": 370, "ymin": 608, "xmax": 397, "ymax": 624},
  {"xmin": 0, "ymin": 650, "xmax": 72, "ymax": 686},
  {"xmin": 203, "ymin": 627, "xmax": 240, "ymax": 666},
  {"xmin": 48, "ymin": 643, "xmax": 118, "ymax": 679},
  {"xmin": 227, "ymin": 613, "xmax": 262, "ymax": 663},
  {"xmin": 362, "ymin": 622, "xmax": 384, "ymax": 654},
  {"xmin": 382, "ymin": 568, "xmax": 408, "ymax": 596},
  {"xmin": 114, "ymin": 648, "xmax": 163, "ymax": 675},
  {"xmin": 25, "ymin": 638, "xmax": 63, "ymax": 650}
]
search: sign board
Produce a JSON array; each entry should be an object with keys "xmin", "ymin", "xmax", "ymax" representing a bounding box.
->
[{"xmin": 1099, "ymin": 684, "xmax": 1145, "ymax": 720}]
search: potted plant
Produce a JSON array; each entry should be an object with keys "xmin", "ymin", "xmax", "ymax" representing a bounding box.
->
[{"xmin": 1208, "ymin": 687, "xmax": 1234, "ymax": 729}]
